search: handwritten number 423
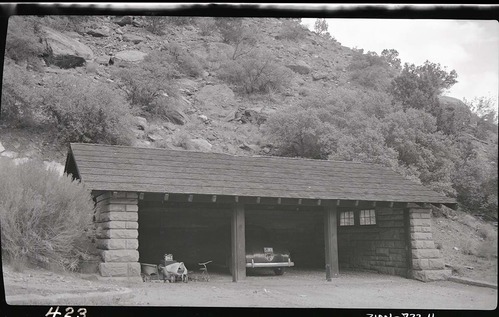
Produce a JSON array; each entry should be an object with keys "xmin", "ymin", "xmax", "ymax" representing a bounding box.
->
[{"xmin": 46, "ymin": 306, "xmax": 87, "ymax": 317}]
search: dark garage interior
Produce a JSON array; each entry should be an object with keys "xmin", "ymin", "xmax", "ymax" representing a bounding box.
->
[{"xmin": 138, "ymin": 198, "xmax": 327, "ymax": 272}]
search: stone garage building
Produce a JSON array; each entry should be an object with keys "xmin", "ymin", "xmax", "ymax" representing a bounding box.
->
[{"xmin": 64, "ymin": 143, "xmax": 457, "ymax": 282}]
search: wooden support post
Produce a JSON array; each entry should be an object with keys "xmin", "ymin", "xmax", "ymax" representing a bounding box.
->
[
  {"xmin": 231, "ymin": 203, "xmax": 246, "ymax": 282},
  {"xmin": 324, "ymin": 206, "xmax": 339, "ymax": 281}
]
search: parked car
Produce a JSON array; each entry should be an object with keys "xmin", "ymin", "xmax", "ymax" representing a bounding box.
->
[{"xmin": 244, "ymin": 225, "xmax": 294, "ymax": 275}]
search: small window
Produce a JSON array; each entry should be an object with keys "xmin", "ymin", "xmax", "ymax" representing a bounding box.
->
[
  {"xmin": 360, "ymin": 209, "xmax": 376, "ymax": 225},
  {"xmin": 339, "ymin": 211, "xmax": 355, "ymax": 226}
]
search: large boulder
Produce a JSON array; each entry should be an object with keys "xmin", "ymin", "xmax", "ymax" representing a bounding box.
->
[
  {"xmin": 190, "ymin": 139, "xmax": 212, "ymax": 152},
  {"xmin": 87, "ymin": 26, "xmax": 111, "ymax": 37},
  {"xmin": 286, "ymin": 60, "xmax": 311, "ymax": 74},
  {"xmin": 194, "ymin": 84, "xmax": 235, "ymax": 109},
  {"xmin": 114, "ymin": 50, "xmax": 147, "ymax": 63},
  {"xmin": 41, "ymin": 26, "xmax": 93, "ymax": 68},
  {"xmin": 113, "ymin": 16, "xmax": 134, "ymax": 27}
]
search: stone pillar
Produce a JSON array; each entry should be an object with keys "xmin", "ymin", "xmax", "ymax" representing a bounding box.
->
[
  {"xmin": 407, "ymin": 205, "xmax": 451, "ymax": 282},
  {"xmin": 94, "ymin": 191, "xmax": 141, "ymax": 281}
]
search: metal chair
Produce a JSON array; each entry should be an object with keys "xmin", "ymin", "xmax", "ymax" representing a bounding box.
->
[{"xmin": 198, "ymin": 260, "xmax": 213, "ymax": 281}]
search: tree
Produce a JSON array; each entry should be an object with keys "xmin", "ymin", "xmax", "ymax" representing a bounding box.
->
[
  {"xmin": 390, "ymin": 61, "xmax": 458, "ymax": 112},
  {"xmin": 218, "ymin": 49, "xmax": 293, "ymax": 95},
  {"xmin": 347, "ymin": 50, "xmax": 397, "ymax": 92},
  {"xmin": 314, "ymin": 18, "xmax": 328, "ymax": 35},
  {"xmin": 381, "ymin": 49, "xmax": 401, "ymax": 70}
]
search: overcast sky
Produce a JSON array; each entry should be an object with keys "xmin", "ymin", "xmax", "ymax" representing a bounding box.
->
[{"xmin": 301, "ymin": 18, "xmax": 499, "ymax": 107}]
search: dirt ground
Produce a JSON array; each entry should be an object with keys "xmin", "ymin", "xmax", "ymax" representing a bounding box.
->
[{"xmin": 3, "ymin": 265, "xmax": 497, "ymax": 310}]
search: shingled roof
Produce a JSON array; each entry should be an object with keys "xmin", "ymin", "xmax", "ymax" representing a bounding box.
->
[{"xmin": 65, "ymin": 143, "xmax": 456, "ymax": 204}]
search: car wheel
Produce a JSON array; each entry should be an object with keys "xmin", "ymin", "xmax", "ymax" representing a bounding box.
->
[{"xmin": 274, "ymin": 268, "xmax": 285, "ymax": 276}]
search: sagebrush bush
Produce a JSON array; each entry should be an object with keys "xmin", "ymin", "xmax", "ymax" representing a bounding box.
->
[
  {"xmin": 0, "ymin": 62, "xmax": 45, "ymax": 127},
  {"xmin": 43, "ymin": 75, "xmax": 134, "ymax": 145},
  {"xmin": 196, "ymin": 17, "xmax": 216, "ymax": 36},
  {"xmin": 0, "ymin": 159, "xmax": 94, "ymax": 271},
  {"xmin": 277, "ymin": 19, "xmax": 308, "ymax": 41},
  {"xmin": 218, "ymin": 50, "xmax": 294, "ymax": 95},
  {"xmin": 161, "ymin": 43, "xmax": 204, "ymax": 77},
  {"xmin": 143, "ymin": 16, "xmax": 168, "ymax": 35}
]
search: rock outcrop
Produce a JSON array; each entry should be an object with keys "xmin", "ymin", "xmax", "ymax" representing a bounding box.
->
[{"xmin": 41, "ymin": 26, "xmax": 94, "ymax": 68}]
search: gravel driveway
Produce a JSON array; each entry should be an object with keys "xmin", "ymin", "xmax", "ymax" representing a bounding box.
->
[
  {"xmin": 118, "ymin": 268, "xmax": 497, "ymax": 310},
  {"xmin": 4, "ymin": 268, "xmax": 497, "ymax": 310}
]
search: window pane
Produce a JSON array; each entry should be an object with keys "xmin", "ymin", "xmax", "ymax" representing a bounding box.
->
[
  {"xmin": 360, "ymin": 209, "xmax": 375, "ymax": 225},
  {"xmin": 340, "ymin": 211, "xmax": 354, "ymax": 226}
]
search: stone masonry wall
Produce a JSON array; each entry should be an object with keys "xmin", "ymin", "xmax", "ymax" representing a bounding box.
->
[
  {"xmin": 338, "ymin": 207, "xmax": 408, "ymax": 277},
  {"xmin": 94, "ymin": 191, "xmax": 141, "ymax": 280},
  {"xmin": 408, "ymin": 205, "xmax": 451, "ymax": 282}
]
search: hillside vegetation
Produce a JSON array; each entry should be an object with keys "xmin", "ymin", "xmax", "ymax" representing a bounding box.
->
[{"xmin": 1, "ymin": 15, "xmax": 497, "ymax": 221}]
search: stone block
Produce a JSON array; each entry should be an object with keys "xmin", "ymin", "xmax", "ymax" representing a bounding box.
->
[
  {"xmin": 412, "ymin": 269, "xmax": 451, "ymax": 282},
  {"xmin": 376, "ymin": 248, "xmax": 390, "ymax": 256},
  {"xmin": 97, "ymin": 229, "xmax": 138, "ymax": 239},
  {"xmin": 410, "ymin": 232, "xmax": 433, "ymax": 240},
  {"xmin": 409, "ymin": 218, "xmax": 431, "ymax": 227},
  {"xmin": 126, "ymin": 222, "xmax": 139, "ymax": 229},
  {"xmin": 411, "ymin": 240, "xmax": 436, "ymax": 249},
  {"xmin": 412, "ymin": 258, "xmax": 430, "ymax": 270},
  {"xmin": 428, "ymin": 258, "xmax": 445, "ymax": 269},
  {"xmin": 98, "ymin": 211, "xmax": 138, "ymax": 222},
  {"xmin": 126, "ymin": 204, "xmax": 139, "ymax": 212},
  {"xmin": 109, "ymin": 197, "xmax": 139, "ymax": 205},
  {"xmin": 128, "ymin": 262, "xmax": 141, "ymax": 276},
  {"xmin": 98, "ymin": 203, "xmax": 125, "ymax": 212},
  {"xmin": 100, "ymin": 221, "xmax": 127, "ymax": 229},
  {"xmin": 100, "ymin": 250, "xmax": 139, "ymax": 262},
  {"xmin": 96, "ymin": 239, "xmax": 139, "ymax": 250},
  {"xmin": 412, "ymin": 249, "xmax": 441, "ymax": 259},
  {"xmin": 99, "ymin": 262, "xmax": 127, "ymax": 277}
]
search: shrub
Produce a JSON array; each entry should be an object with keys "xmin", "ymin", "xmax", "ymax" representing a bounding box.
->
[
  {"xmin": 218, "ymin": 49, "xmax": 294, "ymax": 95},
  {"xmin": 165, "ymin": 16, "xmax": 195, "ymax": 26},
  {"xmin": 143, "ymin": 16, "xmax": 168, "ymax": 35},
  {"xmin": 277, "ymin": 19, "xmax": 308, "ymax": 41},
  {"xmin": 0, "ymin": 159, "xmax": 94, "ymax": 271},
  {"xmin": 42, "ymin": 75, "xmax": 134, "ymax": 145},
  {"xmin": 162, "ymin": 43, "xmax": 204, "ymax": 77},
  {"xmin": 114, "ymin": 51, "xmax": 187, "ymax": 120},
  {"xmin": 214, "ymin": 17, "xmax": 244, "ymax": 44},
  {"xmin": 0, "ymin": 62, "xmax": 45, "ymax": 127},
  {"xmin": 196, "ymin": 17, "xmax": 216, "ymax": 36}
]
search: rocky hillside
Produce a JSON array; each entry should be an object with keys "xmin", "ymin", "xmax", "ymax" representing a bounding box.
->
[{"xmin": 0, "ymin": 16, "xmax": 354, "ymax": 166}]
